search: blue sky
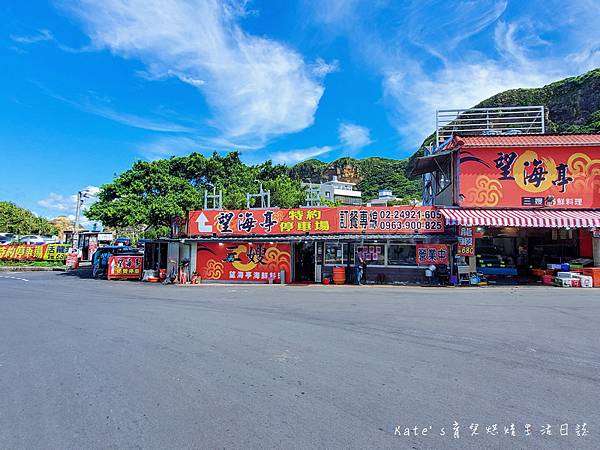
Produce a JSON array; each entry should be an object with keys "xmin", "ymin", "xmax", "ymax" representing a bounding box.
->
[{"xmin": 1, "ymin": 0, "xmax": 599, "ymax": 222}]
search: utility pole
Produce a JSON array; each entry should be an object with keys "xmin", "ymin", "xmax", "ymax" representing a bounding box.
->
[{"xmin": 72, "ymin": 189, "xmax": 91, "ymax": 250}]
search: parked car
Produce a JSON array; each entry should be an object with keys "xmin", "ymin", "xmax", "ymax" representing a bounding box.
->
[
  {"xmin": 17, "ymin": 235, "xmax": 46, "ymax": 244},
  {"xmin": 113, "ymin": 237, "xmax": 131, "ymax": 246},
  {"xmin": 0, "ymin": 233, "xmax": 15, "ymax": 244}
]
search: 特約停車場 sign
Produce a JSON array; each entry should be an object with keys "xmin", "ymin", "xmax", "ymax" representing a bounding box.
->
[{"xmin": 188, "ymin": 206, "xmax": 444, "ymax": 236}]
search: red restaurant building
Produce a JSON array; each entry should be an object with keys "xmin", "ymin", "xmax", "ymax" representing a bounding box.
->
[{"xmin": 412, "ymin": 134, "xmax": 600, "ymax": 282}]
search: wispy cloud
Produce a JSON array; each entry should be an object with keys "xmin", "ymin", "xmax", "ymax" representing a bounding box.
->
[
  {"xmin": 60, "ymin": 0, "xmax": 334, "ymax": 147},
  {"xmin": 306, "ymin": 0, "xmax": 600, "ymax": 148},
  {"xmin": 137, "ymin": 134, "xmax": 263, "ymax": 161},
  {"xmin": 271, "ymin": 146, "xmax": 334, "ymax": 164},
  {"xmin": 83, "ymin": 103, "xmax": 193, "ymax": 133},
  {"xmin": 37, "ymin": 84, "xmax": 193, "ymax": 133},
  {"xmin": 338, "ymin": 122, "xmax": 372, "ymax": 150},
  {"xmin": 312, "ymin": 58, "xmax": 340, "ymax": 77},
  {"xmin": 10, "ymin": 28, "xmax": 93, "ymax": 53},
  {"xmin": 137, "ymin": 136, "xmax": 207, "ymax": 161},
  {"xmin": 38, "ymin": 185, "xmax": 100, "ymax": 213},
  {"xmin": 10, "ymin": 29, "xmax": 54, "ymax": 44}
]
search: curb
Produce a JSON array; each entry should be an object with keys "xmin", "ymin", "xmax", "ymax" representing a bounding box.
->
[{"xmin": 0, "ymin": 266, "xmax": 67, "ymax": 272}]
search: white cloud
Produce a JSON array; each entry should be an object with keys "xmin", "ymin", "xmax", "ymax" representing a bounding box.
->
[
  {"xmin": 38, "ymin": 84, "xmax": 192, "ymax": 133},
  {"xmin": 137, "ymin": 135, "xmax": 262, "ymax": 161},
  {"xmin": 10, "ymin": 28, "xmax": 92, "ymax": 53},
  {"xmin": 271, "ymin": 146, "xmax": 333, "ymax": 164},
  {"xmin": 62, "ymin": 0, "xmax": 329, "ymax": 146},
  {"xmin": 383, "ymin": 62, "xmax": 558, "ymax": 142},
  {"xmin": 38, "ymin": 186, "xmax": 100, "ymax": 213},
  {"xmin": 38, "ymin": 193, "xmax": 75, "ymax": 212},
  {"xmin": 10, "ymin": 29, "xmax": 54, "ymax": 44},
  {"xmin": 338, "ymin": 123, "xmax": 372, "ymax": 150},
  {"xmin": 83, "ymin": 103, "xmax": 193, "ymax": 132},
  {"xmin": 305, "ymin": 0, "xmax": 600, "ymax": 150},
  {"xmin": 312, "ymin": 58, "xmax": 339, "ymax": 77}
]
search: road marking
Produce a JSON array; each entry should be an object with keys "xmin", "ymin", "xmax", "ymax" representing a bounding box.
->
[{"xmin": 0, "ymin": 275, "xmax": 29, "ymax": 282}]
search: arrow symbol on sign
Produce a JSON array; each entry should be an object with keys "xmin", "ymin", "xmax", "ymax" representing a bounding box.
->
[{"xmin": 196, "ymin": 212, "xmax": 213, "ymax": 233}]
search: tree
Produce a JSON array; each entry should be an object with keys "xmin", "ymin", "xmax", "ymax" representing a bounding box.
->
[
  {"xmin": 85, "ymin": 152, "xmax": 307, "ymax": 237},
  {"xmin": 0, "ymin": 202, "xmax": 58, "ymax": 235}
]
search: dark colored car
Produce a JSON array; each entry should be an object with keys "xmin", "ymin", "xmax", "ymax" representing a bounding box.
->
[
  {"xmin": 112, "ymin": 237, "xmax": 131, "ymax": 246},
  {"xmin": 92, "ymin": 245, "xmax": 140, "ymax": 279}
]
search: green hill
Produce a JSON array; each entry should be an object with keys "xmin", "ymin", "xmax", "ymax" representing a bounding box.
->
[{"xmin": 290, "ymin": 68, "xmax": 600, "ymax": 201}]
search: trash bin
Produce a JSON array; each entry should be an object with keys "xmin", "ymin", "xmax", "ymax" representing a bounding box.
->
[{"xmin": 332, "ymin": 266, "xmax": 346, "ymax": 285}]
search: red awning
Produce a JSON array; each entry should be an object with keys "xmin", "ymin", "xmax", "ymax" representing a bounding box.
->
[{"xmin": 440, "ymin": 208, "xmax": 600, "ymax": 228}]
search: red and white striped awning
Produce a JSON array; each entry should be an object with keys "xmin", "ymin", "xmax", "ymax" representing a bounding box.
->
[{"xmin": 440, "ymin": 208, "xmax": 600, "ymax": 228}]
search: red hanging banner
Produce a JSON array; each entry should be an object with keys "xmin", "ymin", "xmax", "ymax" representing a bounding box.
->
[{"xmin": 457, "ymin": 226, "xmax": 475, "ymax": 257}]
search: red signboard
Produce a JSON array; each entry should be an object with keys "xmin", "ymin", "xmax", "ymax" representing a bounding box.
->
[
  {"xmin": 416, "ymin": 244, "xmax": 449, "ymax": 265},
  {"xmin": 457, "ymin": 226, "xmax": 475, "ymax": 257},
  {"xmin": 196, "ymin": 242, "xmax": 290, "ymax": 282},
  {"xmin": 107, "ymin": 255, "xmax": 143, "ymax": 280},
  {"xmin": 66, "ymin": 248, "xmax": 79, "ymax": 267},
  {"xmin": 188, "ymin": 206, "xmax": 444, "ymax": 236},
  {"xmin": 459, "ymin": 146, "xmax": 600, "ymax": 208}
]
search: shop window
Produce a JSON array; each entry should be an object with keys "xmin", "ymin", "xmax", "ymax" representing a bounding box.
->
[
  {"xmin": 388, "ymin": 244, "xmax": 417, "ymax": 265},
  {"xmin": 356, "ymin": 244, "xmax": 385, "ymax": 265},
  {"xmin": 325, "ymin": 243, "xmax": 344, "ymax": 264},
  {"xmin": 324, "ymin": 243, "xmax": 354, "ymax": 265}
]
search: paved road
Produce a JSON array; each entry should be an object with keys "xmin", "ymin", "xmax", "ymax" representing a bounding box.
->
[{"xmin": 0, "ymin": 272, "xmax": 598, "ymax": 449}]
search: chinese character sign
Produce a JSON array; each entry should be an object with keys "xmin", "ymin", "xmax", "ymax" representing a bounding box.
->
[
  {"xmin": 459, "ymin": 146, "xmax": 600, "ymax": 208},
  {"xmin": 196, "ymin": 242, "xmax": 291, "ymax": 282},
  {"xmin": 416, "ymin": 244, "xmax": 449, "ymax": 265},
  {"xmin": 188, "ymin": 206, "xmax": 444, "ymax": 236},
  {"xmin": 0, "ymin": 244, "xmax": 70, "ymax": 261},
  {"xmin": 107, "ymin": 255, "xmax": 143, "ymax": 280},
  {"xmin": 457, "ymin": 226, "xmax": 475, "ymax": 257}
]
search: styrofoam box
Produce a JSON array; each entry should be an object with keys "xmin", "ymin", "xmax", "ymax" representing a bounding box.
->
[
  {"xmin": 556, "ymin": 272, "xmax": 577, "ymax": 279},
  {"xmin": 573, "ymin": 274, "xmax": 593, "ymax": 287}
]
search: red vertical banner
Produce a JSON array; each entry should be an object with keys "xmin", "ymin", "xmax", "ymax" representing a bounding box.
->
[{"xmin": 457, "ymin": 226, "xmax": 475, "ymax": 257}]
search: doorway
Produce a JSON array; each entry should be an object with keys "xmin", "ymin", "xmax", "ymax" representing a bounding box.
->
[{"xmin": 293, "ymin": 242, "xmax": 315, "ymax": 282}]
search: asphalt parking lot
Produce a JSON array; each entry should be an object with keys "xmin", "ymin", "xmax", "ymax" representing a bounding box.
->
[{"xmin": 1, "ymin": 271, "xmax": 598, "ymax": 449}]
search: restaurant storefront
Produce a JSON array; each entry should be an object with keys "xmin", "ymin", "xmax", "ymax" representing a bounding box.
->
[
  {"xmin": 184, "ymin": 206, "xmax": 452, "ymax": 284},
  {"xmin": 414, "ymin": 133, "xmax": 600, "ymax": 284}
]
